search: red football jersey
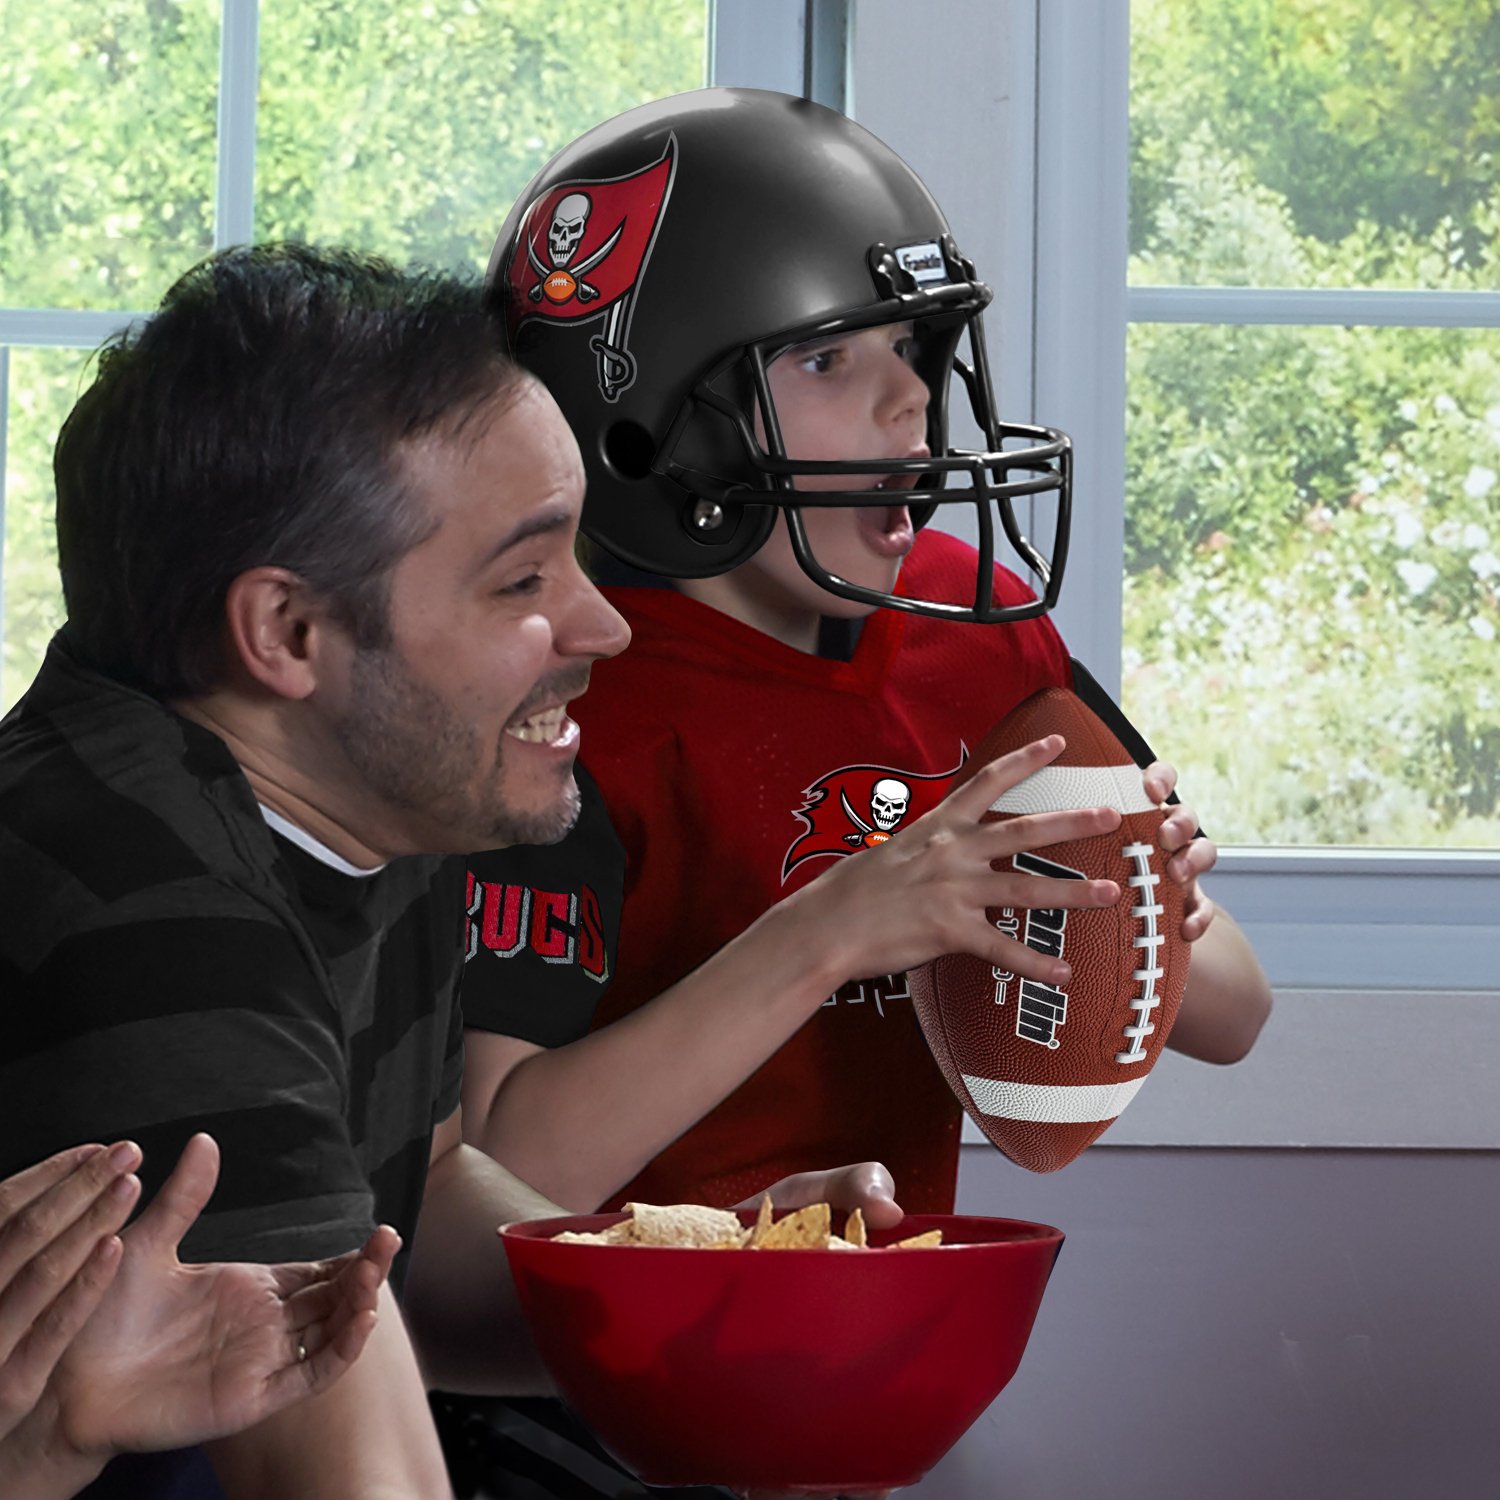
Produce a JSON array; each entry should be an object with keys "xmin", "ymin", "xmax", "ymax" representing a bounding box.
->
[{"xmin": 573, "ymin": 529, "xmax": 1071, "ymax": 1213}]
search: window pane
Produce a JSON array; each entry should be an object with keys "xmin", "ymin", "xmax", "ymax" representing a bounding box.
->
[
  {"xmin": 255, "ymin": 1, "xmax": 709, "ymax": 270},
  {"xmin": 1130, "ymin": 0, "xmax": 1500, "ymax": 292},
  {"xmin": 0, "ymin": 0, "xmax": 219, "ymax": 309},
  {"xmin": 2, "ymin": 348, "xmax": 92, "ymax": 712},
  {"xmin": 1123, "ymin": 322, "xmax": 1500, "ymax": 848}
]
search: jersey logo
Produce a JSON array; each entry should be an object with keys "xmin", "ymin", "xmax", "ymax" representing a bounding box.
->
[
  {"xmin": 503, "ymin": 142, "xmax": 676, "ymax": 402},
  {"xmin": 780, "ymin": 750, "xmax": 966, "ymax": 881},
  {"xmin": 464, "ymin": 872, "xmax": 608, "ymax": 982}
]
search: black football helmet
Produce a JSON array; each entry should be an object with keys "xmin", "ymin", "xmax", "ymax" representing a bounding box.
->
[{"xmin": 489, "ymin": 87, "xmax": 1071, "ymax": 623}]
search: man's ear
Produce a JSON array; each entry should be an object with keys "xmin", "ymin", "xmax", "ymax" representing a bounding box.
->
[{"xmin": 223, "ymin": 567, "xmax": 337, "ymax": 701}]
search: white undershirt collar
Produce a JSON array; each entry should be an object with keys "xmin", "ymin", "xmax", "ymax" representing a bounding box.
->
[{"xmin": 258, "ymin": 804, "xmax": 387, "ymax": 878}]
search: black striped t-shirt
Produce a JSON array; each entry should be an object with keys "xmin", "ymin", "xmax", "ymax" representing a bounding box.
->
[{"xmin": 0, "ymin": 634, "xmax": 465, "ymax": 1277}]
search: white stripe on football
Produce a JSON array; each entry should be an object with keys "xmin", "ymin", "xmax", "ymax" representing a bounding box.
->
[{"xmin": 987, "ymin": 763, "xmax": 1159, "ymax": 817}]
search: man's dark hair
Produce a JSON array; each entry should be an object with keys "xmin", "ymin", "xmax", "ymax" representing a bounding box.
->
[{"xmin": 55, "ymin": 243, "xmax": 526, "ymax": 697}]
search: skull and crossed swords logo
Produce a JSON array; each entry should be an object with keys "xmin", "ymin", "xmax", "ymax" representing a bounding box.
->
[
  {"xmin": 840, "ymin": 778, "xmax": 912, "ymax": 848},
  {"xmin": 504, "ymin": 146, "xmax": 675, "ymax": 404},
  {"xmin": 527, "ymin": 192, "xmax": 625, "ymax": 306}
]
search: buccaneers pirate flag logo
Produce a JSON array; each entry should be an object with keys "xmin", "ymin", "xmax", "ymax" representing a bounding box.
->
[
  {"xmin": 781, "ymin": 752, "xmax": 967, "ymax": 882},
  {"xmin": 503, "ymin": 144, "xmax": 675, "ymax": 402}
]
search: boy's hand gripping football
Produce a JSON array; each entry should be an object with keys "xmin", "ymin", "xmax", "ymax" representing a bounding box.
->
[
  {"xmin": 800, "ymin": 734, "xmax": 1122, "ymax": 989},
  {"xmin": 1142, "ymin": 760, "xmax": 1217, "ymax": 944}
]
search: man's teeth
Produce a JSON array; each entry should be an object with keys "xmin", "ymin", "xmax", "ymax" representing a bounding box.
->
[{"xmin": 507, "ymin": 707, "xmax": 568, "ymax": 743}]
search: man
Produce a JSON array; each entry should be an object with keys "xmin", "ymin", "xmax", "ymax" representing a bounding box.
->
[{"xmin": 0, "ymin": 243, "xmax": 631, "ymax": 1495}]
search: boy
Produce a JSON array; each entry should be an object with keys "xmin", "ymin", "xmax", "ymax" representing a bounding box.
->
[
  {"xmin": 444, "ymin": 88, "xmax": 1270, "ymax": 1498},
  {"xmin": 465, "ymin": 87, "xmax": 1269, "ymax": 1216}
]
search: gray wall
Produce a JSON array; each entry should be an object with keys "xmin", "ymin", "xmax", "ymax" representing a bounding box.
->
[{"xmin": 925, "ymin": 1142, "xmax": 1500, "ymax": 1500}]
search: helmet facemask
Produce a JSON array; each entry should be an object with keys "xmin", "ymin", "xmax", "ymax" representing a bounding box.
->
[{"xmin": 654, "ymin": 239, "xmax": 1072, "ymax": 624}]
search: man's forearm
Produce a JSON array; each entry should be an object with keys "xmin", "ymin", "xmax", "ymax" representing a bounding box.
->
[
  {"xmin": 205, "ymin": 1286, "xmax": 449, "ymax": 1500},
  {"xmin": 401, "ymin": 1142, "xmax": 561, "ymax": 1396}
]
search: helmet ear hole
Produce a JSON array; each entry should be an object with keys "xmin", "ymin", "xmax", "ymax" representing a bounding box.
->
[{"xmin": 602, "ymin": 420, "xmax": 656, "ymax": 481}]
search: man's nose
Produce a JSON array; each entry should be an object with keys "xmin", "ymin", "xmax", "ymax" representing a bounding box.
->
[{"xmin": 562, "ymin": 573, "xmax": 632, "ymax": 663}]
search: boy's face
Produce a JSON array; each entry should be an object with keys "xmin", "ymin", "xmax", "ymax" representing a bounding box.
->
[{"xmin": 748, "ymin": 321, "xmax": 931, "ymax": 621}]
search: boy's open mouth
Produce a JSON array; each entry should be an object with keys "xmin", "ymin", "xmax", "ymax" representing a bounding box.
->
[{"xmin": 856, "ymin": 500, "xmax": 916, "ymax": 559}]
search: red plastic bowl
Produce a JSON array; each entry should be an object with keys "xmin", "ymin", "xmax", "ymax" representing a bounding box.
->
[{"xmin": 499, "ymin": 1211, "xmax": 1063, "ymax": 1492}]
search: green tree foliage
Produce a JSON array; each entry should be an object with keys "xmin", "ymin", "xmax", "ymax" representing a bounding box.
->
[
  {"xmin": 254, "ymin": 0, "xmax": 707, "ymax": 273},
  {"xmin": 0, "ymin": 0, "xmax": 706, "ymax": 706},
  {"xmin": 1126, "ymin": 0, "xmax": 1500, "ymax": 846},
  {"xmin": 1131, "ymin": 0, "xmax": 1500, "ymax": 281},
  {"xmin": 0, "ymin": 0, "xmax": 221, "ymax": 310}
]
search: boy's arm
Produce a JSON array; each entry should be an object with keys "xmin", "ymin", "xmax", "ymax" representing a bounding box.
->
[
  {"xmin": 1165, "ymin": 906, "xmax": 1272, "ymax": 1063},
  {"xmin": 1145, "ymin": 763, "xmax": 1273, "ymax": 1064},
  {"xmin": 463, "ymin": 736, "xmax": 1126, "ymax": 1212}
]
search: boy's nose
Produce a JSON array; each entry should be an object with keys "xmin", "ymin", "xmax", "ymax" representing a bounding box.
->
[{"xmin": 880, "ymin": 357, "xmax": 930, "ymax": 432}]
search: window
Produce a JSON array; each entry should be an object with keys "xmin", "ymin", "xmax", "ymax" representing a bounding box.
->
[
  {"xmin": 854, "ymin": 0, "xmax": 1498, "ymax": 991},
  {"xmin": 1126, "ymin": 0, "xmax": 1500, "ymax": 851},
  {"xmin": 0, "ymin": 0, "xmax": 710, "ymax": 710}
]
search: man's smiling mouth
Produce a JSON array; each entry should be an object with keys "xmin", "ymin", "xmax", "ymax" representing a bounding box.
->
[{"xmin": 505, "ymin": 705, "xmax": 575, "ymax": 745}]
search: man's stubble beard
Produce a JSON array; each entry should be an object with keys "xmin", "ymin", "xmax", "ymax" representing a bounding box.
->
[{"xmin": 333, "ymin": 643, "xmax": 581, "ymax": 851}]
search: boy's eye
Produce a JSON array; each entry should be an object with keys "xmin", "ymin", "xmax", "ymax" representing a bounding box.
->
[{"xmin": 796, "ymin": 345, "xmax": 841, "ymax": 375}]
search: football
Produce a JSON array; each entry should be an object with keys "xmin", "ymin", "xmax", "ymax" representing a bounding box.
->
[{"xmin": 908, "ymin": 686, "xmax": 1190, "ymax": 1173}]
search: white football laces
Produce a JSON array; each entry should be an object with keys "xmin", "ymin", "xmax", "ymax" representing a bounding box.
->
[{"xmin": 1117, "ymin": 841, "xmax": 1165, "ymax": 1064}]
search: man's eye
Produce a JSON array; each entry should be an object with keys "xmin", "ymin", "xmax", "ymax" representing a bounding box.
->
[
  {"xmin": 799, "ymin": 348, "xmax": 839, "ymax": 375},
  {"xmin": 497, "ymin": 572, "xmax": 544, "ymax": 597}
]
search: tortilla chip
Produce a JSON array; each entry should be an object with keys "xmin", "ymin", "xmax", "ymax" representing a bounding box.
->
[
  {"xmin": 740, "ymin": 1193, "xmax": 773, "ymax": 1249},
  {"xmin": 625, "ymin": 1201, "xmax": 745, "ymax": 1249},
  {"xmin": 551, "ymin": 1217, "xmax": 637, "ymax": 1245},
  {"xmin": 546, "ymin": 1199, "xmax": 930, "ymax": 1252},
  {"xmin": 755, "ymin": 1201, "xmax": 832, "ymax": 1250},
  {"xmin": 889, "ymin": 1228, "xmax": 944, "ymax": 1249}
]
